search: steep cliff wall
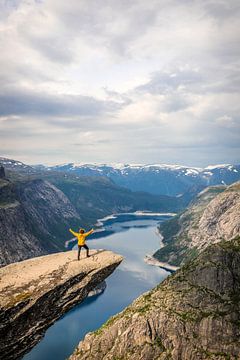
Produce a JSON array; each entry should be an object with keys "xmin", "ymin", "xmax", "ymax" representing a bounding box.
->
[
  {"xmin": 70, "ymin": 237, "xmax": 240, "ymax": 360},
  {"xmin": 0, "ymin": 200, "xmax": 49, "ymax": 267},
  {"xmin": 0, "ymin": 178, "xmax": 81, "ymax": 266},
  {"xmin": 0, "ymin": 249, "xmax": 123, "ymax": 360},
  {"xmin": 154, "ymin": 182, "xmax": 240, "ymax": 266},
  {"xmin": 17, "ymin": 179, "xmax": 81, "ymax": 246}
]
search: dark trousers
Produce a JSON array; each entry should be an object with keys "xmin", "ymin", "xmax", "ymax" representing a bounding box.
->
[{"xmin": 78, "ymin": 244, "xmax": 89, "ymax": 259}]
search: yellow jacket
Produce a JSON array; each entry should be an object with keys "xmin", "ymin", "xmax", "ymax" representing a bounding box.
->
[{"xmin": 69, "ymin": 228, "xmax": 94, "ymax": 246}]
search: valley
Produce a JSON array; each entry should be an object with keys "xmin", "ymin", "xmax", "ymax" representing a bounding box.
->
[{"xmin": 1, "ymin": 157, "xmax": 240, "ymax": 360}]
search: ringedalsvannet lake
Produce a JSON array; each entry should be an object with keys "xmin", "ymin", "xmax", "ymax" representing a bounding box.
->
[{"xmin": 23, "ymin": 212, "xmax": 173, "ymax": 360}]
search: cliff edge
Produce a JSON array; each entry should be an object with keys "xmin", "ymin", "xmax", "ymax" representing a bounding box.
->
[{"xmin": 0, "ymin": 249, "xmax": 123, "ymax": 360}]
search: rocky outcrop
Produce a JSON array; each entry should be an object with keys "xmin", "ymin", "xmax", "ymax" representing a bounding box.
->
[
  {"xmin": 0, "ymin": 249, "xmax": 123, "ymax": 360},
  {"xmin": 0, "ymin": 178, "xmax": 81, "ymax": 266},
  {"xmin": 70, "ymin": 237, "xmax": 240, "ymax": 360},
  {"xmin": 195, "ymin": 187, "xmax": 240, "ymax": 247},
  {"xmin": 154, "ymin": 182, "xmax": 240, "ymax": 266}
]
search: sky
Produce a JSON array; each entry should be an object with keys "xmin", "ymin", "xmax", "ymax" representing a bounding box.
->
[{"xmin": 0, "ymin": 0, "xmax": 240, "ymax": 166}]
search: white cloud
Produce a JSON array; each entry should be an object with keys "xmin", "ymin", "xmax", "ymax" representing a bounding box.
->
[{"xmin": 0, "ymin": 0, "xmax": 239, "ymax": 166}]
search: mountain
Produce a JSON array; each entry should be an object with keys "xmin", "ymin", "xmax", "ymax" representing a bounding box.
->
[
  {"xmin": 44, "ymin": 162, "xmax": 240, "ymax": 196},
  {"xmin": 70, "ymin": 236, "xmax": 240, "ymax": 360},
  {"xmin": 0, "ymin": 157, "xmax": 38, "ymax": 174},
  {"xmin": 0, "ymin": 157, "xmax": 183, "ymax": 215},
  {"xmin": 45, "ymin": 173, "xmax": 181, "ymax": 226},
  {"xmin": 0, "ymin": 176, "xmax": 81, "ymax": 266},
  {"xmin": 153, "ymin": 182, "xmax": 240, "ymax": 266},
  {"xmin": 2, "ymin": 157, "xmax": 240, "ymax": 197},
  {"xmin": 0, "ymin": 162, "xmax": 181, "ymax": 266}
]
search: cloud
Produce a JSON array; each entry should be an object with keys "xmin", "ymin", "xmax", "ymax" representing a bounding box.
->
[
  {"xmin": 0, "ymin": 0, "xmax": 239, "ymax": 166},
  {"xmin": 0, "ymin": 86, "xmax": 123, "ymax": 117},
  {"xmin": 136, "ymin": 67, "xmax": 203, "ymax": 95}
]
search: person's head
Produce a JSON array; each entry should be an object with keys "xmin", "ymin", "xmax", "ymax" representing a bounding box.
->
[{"xmin": 79, "ymin": 228, "xmax": 85, "ymax": 234}]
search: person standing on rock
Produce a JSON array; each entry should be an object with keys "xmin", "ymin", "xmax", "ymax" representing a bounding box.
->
[{"xmin": 69, "ymin": 228, "xmax": 94, "ymax": 260}]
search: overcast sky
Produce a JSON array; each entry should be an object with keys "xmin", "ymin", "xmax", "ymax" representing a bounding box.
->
[{"xmin": 0, "ymin": 0, "xmax": 239, "ymax": 166}]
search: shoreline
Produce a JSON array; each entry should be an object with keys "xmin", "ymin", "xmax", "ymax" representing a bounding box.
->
[
  {"xmin": 155, "ymin": 226, "xmax": 164, "ymax": 249},
  {"xmin": 144, "ymin": 255, "xmax": 179, "ymax": 272},
  {"xmin": 95, "ymin": 211, "xmax": 177, "ymax": 227},
  {"xmin": 148, "ymin": 221, "xmax": 179, "ymax": 273}
]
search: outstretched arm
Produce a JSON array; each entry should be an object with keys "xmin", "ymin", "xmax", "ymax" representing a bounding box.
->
[
  {"xmin": 85, "ymin": 229, "xmax": 94, "ymax": 237},
  {"xmin": 69, "ymin": 229, "xmax": 78, "ymax": 237}
]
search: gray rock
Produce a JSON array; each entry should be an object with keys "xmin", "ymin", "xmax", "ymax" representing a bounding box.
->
[
  {"xmin": 0, "ymin": 179, "xmax": 81, "ymax": 266},
  {"xmin": 87, "ymin": 281, "xmax": 107, "ymax": 297},
  {"xmin": 0, "ymin": 249, "xmax": 123, "ymax": 360},
  {"xmin": 154, "ymin": 182, "xmax": 240, "ymax": 266},
  {"xmin": 70, "ymin": 238, "xmax": 240, "ymax": 360}
]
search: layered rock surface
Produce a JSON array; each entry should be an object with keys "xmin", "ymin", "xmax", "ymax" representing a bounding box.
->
[
  {"xmin": 0, "ymin": 249, "xmax": 123, "ymax": 360},
  {"xmin": 154, "ymin": 182, "xmax": 240, "ymax": 266},
  {"xmin": 70, "ymin": 237, "xmax": 240, "ymax": 360}
]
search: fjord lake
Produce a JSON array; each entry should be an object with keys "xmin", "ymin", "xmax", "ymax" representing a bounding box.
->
[{"xmin": 24, "ymin": 212, "xmax": 173, "ymax": 360}]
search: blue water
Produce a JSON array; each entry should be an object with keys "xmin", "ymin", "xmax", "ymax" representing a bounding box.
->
[{"xmin": 24, "ymin": 213, "xmax": 172, "ymax": 360}]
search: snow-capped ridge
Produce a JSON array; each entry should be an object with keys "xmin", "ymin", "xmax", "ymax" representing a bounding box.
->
[{"xmin": 205, "ymin": 164, "xmax": 233, "ymax": 170}]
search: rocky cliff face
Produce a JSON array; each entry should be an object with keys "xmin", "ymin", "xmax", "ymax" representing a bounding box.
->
[
  {"xmin": 154, "ymin": 182, "xmax": 240, "ymax": 266},
  {"xmin": 0, "ymin": 249, "xmax": 123, "ymax": 360},
  {"xmin": 0, "ymin": 177, "xmax": 81, "ymax": 266},
  {"xmin": 0, "ymin": 200, "xmax": 49, "ymax": 267},
  {"xmin": 70, "ymin": 237, "xmax": 240, "ymax": 360},
  {"xmin": 17, "ymin": 179, "xmax": 81, "ymax": 244}
]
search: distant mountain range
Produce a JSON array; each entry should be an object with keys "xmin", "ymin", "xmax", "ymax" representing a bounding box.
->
[
  {"xmin": 42, "ymin": 162, "xmax": 240, "ymax": 196},
  {"xmin": 1, "ymin": 157, "xmax": 239, "ymax": 196}
]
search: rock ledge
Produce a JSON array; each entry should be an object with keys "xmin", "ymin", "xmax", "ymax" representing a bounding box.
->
[{"xmin": 0, "ymin": 249, "xmax": 123, "ymax": 360}]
